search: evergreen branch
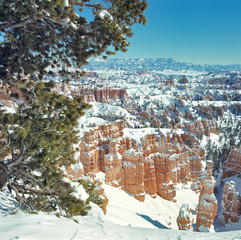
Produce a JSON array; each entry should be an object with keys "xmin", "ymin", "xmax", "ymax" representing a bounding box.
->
[
  {"xmin": 7, "ymin": 146, "xmax": 26, "ymax": 168},
  {"xmin": 0, "ymin": 16, "xmax": 69, "ymax": 31},
  {"xmin": 8, "ymin": 183, "xmax": 29, "ymax": 206},
  {"xmin": 0, "ymin": 18, "xmax": 32, "ymax": 30},
  {"xmin": 84, "ymin": 4, "xmax": 95, "ymax": 8},
  {"xmin": 42, "ymin": 16, "xmax": 69, "ymax": 29},
  {"xmin": 11, "ymin": 167, "xmax": 39, "ymax": 188},
  {"xmin": 19, "ymin": 186, "xmax": 57, "ymax": 196}
]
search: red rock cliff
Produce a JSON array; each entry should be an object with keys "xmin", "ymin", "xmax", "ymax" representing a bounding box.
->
[
  {"xmin": 221, "ymin": 181, "xmax": 241, "ymax": 223},
  {"xmin": 71, "ymin": 87, "xmax": 127, "ymax": 103},
  {"xmin": 222, "ymin": 147, "xmax": 241, "ymax": 179},
  {"xmin": 79, "ymin": 122, "xmax": 206, "ymax": 202}
]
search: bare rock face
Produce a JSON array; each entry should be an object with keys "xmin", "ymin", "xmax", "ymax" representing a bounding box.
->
[
  {"xmin": 80, "ymin": 121, "xmax": 125, "ymax": 174},
  {"xmin": 154, "ymin": 154, "xmax": 176, "ymax": 201},
  {"xmin": 72, "ymin": 87, "xmax": 127, "ymax": 103},
  {"xmin": 196, "ymin": 161, "xmax": 217, "ymax": 232},
  {"xmin": 181, "ymin": 132, "xmax": 198, "ymax": 145},
  {"xmin": 201, "ymin": 120, "xmax": 220, "ymax": 136},
  {"xmin": 221, "ymin": 181, "xmax": 241, "ymax": 223},
  {"xmin": 185, "ymin": 111, "xmax": 194, "ymax": 120},
  {"xmin": 123, "ymin": 149, "xmax": 145, "ymax": 201},
  {"xmin": 66, "ymin": 163, "xmax": 84, "ymax": 179},
  {"xmin": 79, "ymin": 122, "xmax": 206, "ymax": 202},
  {"xmin": 222, "ymin": 147, "xmax": 241, "ymax": 179},
  {"xmin": 178, "ymin": 77, "xmax": 189, "ymax": 84},
  {"xmin": 177, "ymin": 204, "xmax": 193, "ymax": 230},
  {"xmin": 184, "ymin": 120, "xmax": 219, "ymax": 137},
  {"xmin": 189, "ymin": 150, "xmax": 205, "ymax": 181},
  {"xmin": 144, "ymin": 157, "xmax": 157, "ymax": 198}
]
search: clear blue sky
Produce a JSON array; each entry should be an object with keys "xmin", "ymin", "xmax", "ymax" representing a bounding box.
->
[{"xmin": 114, "ymin": 0, "xmax": 241, "ymax": 65}]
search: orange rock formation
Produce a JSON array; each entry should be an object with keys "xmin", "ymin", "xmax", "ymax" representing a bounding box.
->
[
  {"xmin": 222, "ymin": 147, "xmax": 241, "ymax": 179},
  {"xmin": 79, "ymin": 122, "xmax": 206, "ymax": 202},
  {"xmin": 196, "ymin": 161, "xmax": 217, "ymax": 232},
  {"xmin": 177, "ymin": 204, "xmax": 194, "ymax": 230},
  {"xmin": 221, "ymin": 181, "xmax": 240, "ymax": 223},
  {"xmin": 71, "ymin": 87, "xmax": 127, "ymax": 103}
]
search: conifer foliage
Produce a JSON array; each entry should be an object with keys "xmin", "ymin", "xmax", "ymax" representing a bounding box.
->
[
  {"xmin": 0, "ymin": 82, "xmax": 96, "ymax": 216},
  {"xmin": 0, "ymin": 0, "xmax": 148, "ymax": 84},
  {"xmin": 0, "ymin": 0, "xmax": 148, "ymax": 216}
]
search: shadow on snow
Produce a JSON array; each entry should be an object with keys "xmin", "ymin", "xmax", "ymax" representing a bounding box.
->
[{"xmin": 136, "ymin": 213, "xmax": 168, "ymax": 229}]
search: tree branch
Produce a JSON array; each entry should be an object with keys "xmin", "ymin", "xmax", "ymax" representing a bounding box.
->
[
  {"xmin": 7, "ymin": 146, "xmax": 26, "ymax": 168},
  {"xmin": 8, "ymin": 183, "xmax": 28, "ymax": 206},
  {"xmin": 14, "ymin": 183, "xmax": 57, "ymax": 196},
  {"xmin": 0, "ymin": 15, "xmax": 69, "ymax": 31},
  {"xmin": 0, "ymin": 18, "xmax": 32, "ymax": 30}
]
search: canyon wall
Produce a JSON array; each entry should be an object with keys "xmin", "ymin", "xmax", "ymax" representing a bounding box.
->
[
  {"xmin": 71, "ymin": 87, "xmax": 127, "ymax": 103},
  {"xmin": 78, "ymin": 121, "xmax": 206, "ymax": 202},
  {"xmin": 222, "ymin": 147, "xmax": 241, "ymax": 179},
  {"xmin": 221, "ymin": 181, "xmax": 241, "ymax": 223},
  {"xmin": 221, "ymin": 147, "xmax": 241, "ymax": 223}
]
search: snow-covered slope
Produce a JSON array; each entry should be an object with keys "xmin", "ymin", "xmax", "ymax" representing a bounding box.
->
[{"xmin": 1, "ymin": 185, "xmax": 241, "ymax": 240}]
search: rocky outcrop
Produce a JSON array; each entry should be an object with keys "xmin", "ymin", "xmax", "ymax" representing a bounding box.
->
[
  {"xmin": 79, "ymin": 122, "xmax": 206, "ymax": 202},
  {"xmin": 178, "ymin": 77, "xmax": 188, "ymax": 84},
  {"xmin": 196, "ymin": 161, "xmax": 217, "ymax": 232},
  {"xmin": 185, "ymin": 111, "xmax": 194, "ymax": 120},
  {"xmin": 194, "ymin": 104, "xmax": 225, "ymax": 120},
  {"xmin": 222, "ymin": 147, "xmax": 241, "ymax": 179},
  {"xmin": 144, "ymin": 157, "xmax": 157, "ymax": 198},
  {"xmin": 221, "ymin": 181, "xmax": 240, "ymax": 223},
  {"xmin": 0, "ymin": 85, "xmax": 24, "ymax": 108},
  {"xmin": 123, "ymin": 149, "xmax": 145, "ymax": 201},
  {"xmin": 154, "ymin": 154, "xmax": 176, "ymax": 201},
  {"xmin": 66, "ymin": 163, "xmax": 84, "ymax": 179},
  {"xmin": 201, "ymin": 120, "xmax": 220, "ymax": 136},
  {"xmin": 71, "ymin": 87, "xmax": 127, "ymax": 103},
  {"xmin": 0, "ymin": 98, "xmax": 16, "ymax": 108},
  {"xmin": 184, "ymin": 120, "xmax": 220, "ymax": 137},
  {"xmin": 177, "ymin": 204, "xmax": 193, "ymax": 230}
]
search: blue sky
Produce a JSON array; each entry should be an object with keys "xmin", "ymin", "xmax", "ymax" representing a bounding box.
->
[{"xmin": 114, "ymin": 0, "xmax": 241, "ymax": 65}]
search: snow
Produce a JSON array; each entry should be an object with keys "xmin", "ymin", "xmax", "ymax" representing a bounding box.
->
[
  {"xmin": 64, "ymin": 0, "xmax": 69, "ymax": 7},
  {"xmin": 213, "ymin": 171, "xmax": 241, "ymax": 232},
  {"xmin": 70, "ymin": 162, "xmax": 84, "ymax": 174},
  {"xmin": 98, "ymin": 10, "xmax": 113, "ymax": 21},
  {"xmin": 1, "ymin": 185, "xmax": 241, "ymax": 239},
  {"xmin": 123, "ymin": 128, "xmax": 159, "ymax": 143},
  {"xmin": 103, "ymin": 183, "xmax": 199, "ymax": 230},
  {"xmin": 62, "ymin": 177, "xmax": 89, "ymax": 201}
]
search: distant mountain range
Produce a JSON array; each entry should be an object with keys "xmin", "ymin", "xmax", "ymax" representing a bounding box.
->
[{"xmin": 84, "ymin": 58, "xmax": 241, "ymax": 72}]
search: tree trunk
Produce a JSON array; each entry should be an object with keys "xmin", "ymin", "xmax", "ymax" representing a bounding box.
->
[{"xmin": 0, "ymin": 164, "xmax": 8, "ymax": 190}]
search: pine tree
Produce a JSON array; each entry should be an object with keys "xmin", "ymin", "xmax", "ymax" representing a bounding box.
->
[
  {"xmin": 0, "ymin": 0, "xmax": 148, "ymax": 85},
  {"xmin": 0, "ymin": 0, "xmax": 148, "ymax": 216},
  {"xmin": 0, "ymin": 82, "xmax": 99, "ymax": 216},
  {"xmin": 205, "ymin": 139, "xmax": 212, "ymax": 160}
]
